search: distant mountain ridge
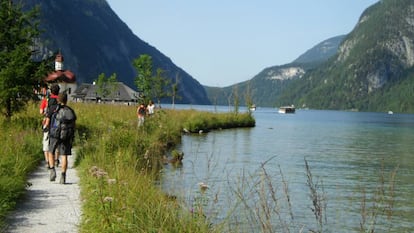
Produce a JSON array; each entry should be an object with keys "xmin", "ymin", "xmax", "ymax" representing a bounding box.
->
[
  {"xmin": 25, "ymin": 0, "xmax": 210, "ymax": 104},
  {"xmin": 207, "ymin": 0, "xmax": 414, "ymax": 113},
  {"xmin": 277, "ymin": 0, "xmax": 414, "ymax": 112},
  {"xmin": 293, "ymin": 35, "xmax": 346, "ymax": 64},
  {"xmin": 204, "ymin": 35, "xmax": 345, "ymax": 107}
]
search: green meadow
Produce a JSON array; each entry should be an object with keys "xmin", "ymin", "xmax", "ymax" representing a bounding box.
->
[{"xmin": 0, "ymin": 102, "xmax": 255, "ymax": 232}]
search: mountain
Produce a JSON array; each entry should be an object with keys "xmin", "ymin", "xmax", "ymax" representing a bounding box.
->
[
  {"xmin": 207, "ymin": 0, "xmax": 414, "ymax": 113},
  {"xmin": 25, "ymin": 0, "xmax": 210, "ymax": 104},
  {"xmin": 204, "ymin": 35, "xmax": 345, "ymax": 107},
  {"xmin": 277, "ymin": 0, "xmax": 414, "ymax": 112},
  {"xmin": 293, "ymin": 35, "xmax": 346, "ymax": 64}
]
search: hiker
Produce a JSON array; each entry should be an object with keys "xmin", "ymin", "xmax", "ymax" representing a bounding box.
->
[
  {"xmin": 147, "ymin": 100, "xmax": 155, "ymax": 116},
  {"xmin": 43, "ymin": 84, "xmax": 60, "ymax": 170},
  {"xmin": 49, "ymin": 92, "xmax": 77, "ymax": 184},
  {"xmin": 137, "ymin": 103, "xmax": 146, "ymax": 127},
  {"xmin": 39, "ymin": 94, "xmax": 49, "ymax": 167}
]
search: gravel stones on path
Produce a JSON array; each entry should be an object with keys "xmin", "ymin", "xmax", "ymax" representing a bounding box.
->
[{"xmin": 4, "ymin": 151, "xmax": 82, "ymax": 233}]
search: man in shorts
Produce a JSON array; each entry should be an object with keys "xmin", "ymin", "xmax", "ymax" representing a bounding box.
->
[{"xmin": 49, "ymin": 92, "xmax": 77, "ymax": 184}]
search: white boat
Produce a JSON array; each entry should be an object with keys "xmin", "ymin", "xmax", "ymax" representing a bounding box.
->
[
  {"xmin": 388, "ymin": 110, "xmax": 394, "ymax": 115},
  {"xmin": 249, "ymin": 104, "xmax": 256, "ymax": 111},
  {"xmin": 278, "ymin": 105, "xmax": 295, "ymax": 114}
]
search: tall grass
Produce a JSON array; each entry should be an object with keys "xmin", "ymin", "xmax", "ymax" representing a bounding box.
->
[
  {"xmin": 75, "ymin": 103, "xmax": 254, "ymax": 232},
  {"xmin": 0, "ymin": 103, "xmax": 43, "ymax": 227},
  {"xmin": 196, "ymin": 155, "xmax": 398, "ymax": 233},
  {"xmin": 1, "ymin": 102, "xmax": 398, "ymax": 232}
]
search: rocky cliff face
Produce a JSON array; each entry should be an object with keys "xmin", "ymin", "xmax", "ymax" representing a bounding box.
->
[
  {"xmin": 204, "ymin": 35, "xmax": 344, "ymax": 107},
  {"xmin": 25, "ymin": 0, "xmax": 210, "ymax": 104},
  {"xmin": 336, "ymin": 0, "xmax": 414, "ymax": 92},
  {"xmin": 265, "ymin": 67, "xmax": 305, "ymax": 81},
  {"xmin": 276, "ymin": 0, "xmax": 414, "ymax": 112}
]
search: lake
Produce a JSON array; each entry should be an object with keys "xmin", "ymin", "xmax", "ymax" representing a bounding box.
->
[{"xmin": 160, "ymin": 105, "xmax": 414, "ymax": 232}]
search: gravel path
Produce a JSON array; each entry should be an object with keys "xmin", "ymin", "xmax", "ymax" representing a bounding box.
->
[{"xmin": 4, "ymin": 151, "xmax": 82, "ymax": 233}]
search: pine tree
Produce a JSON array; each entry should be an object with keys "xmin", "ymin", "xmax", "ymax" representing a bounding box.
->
[{"xmin": 0, "ymin": 0, "xmax": 41, "ymax": 118}]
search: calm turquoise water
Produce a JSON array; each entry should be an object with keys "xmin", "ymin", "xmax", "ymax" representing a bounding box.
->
[{"xmin": 161, "ymin": 106, "xmax": 414, "ymax": 232}]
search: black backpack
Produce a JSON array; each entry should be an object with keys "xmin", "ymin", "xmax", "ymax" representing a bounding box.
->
[{"xmin": 50, "ymin": 105, "xmax": 76, "ymax": 141}]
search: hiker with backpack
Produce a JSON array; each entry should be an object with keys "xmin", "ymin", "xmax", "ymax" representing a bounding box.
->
[{"xmin": 48, "ymin": 92, "xmax": 77, "ymax": 184}]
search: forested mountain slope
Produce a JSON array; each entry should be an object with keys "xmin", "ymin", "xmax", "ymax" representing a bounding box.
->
[
  {"xmin": 204, "ymin": 35, "xmax": 345, "ymax": 107},
  {"xmin": 25, "ymin": 0, "xmax": 210, "ymax": 104},
  {"xmin": 277, "ymin": 0, "xmax": 414, "ymax": 112}
]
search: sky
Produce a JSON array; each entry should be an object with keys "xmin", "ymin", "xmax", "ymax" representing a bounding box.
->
[{"xmin": 106, "ymin": 0, "xmax": 379, "ymax": 87}]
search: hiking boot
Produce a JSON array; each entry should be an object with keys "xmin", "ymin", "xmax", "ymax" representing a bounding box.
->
[
  {"xmin": 59, "ymin": 172, "xmax": 66, "ymax": 184},
  {"xmin": 49, "ymin": 167, "xmax": 56, "ymax": 181}
]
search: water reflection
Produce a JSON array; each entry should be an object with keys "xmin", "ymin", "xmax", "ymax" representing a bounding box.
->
[{"xmin": 161, "ymin": 107, "xmax": 414, "ymax": 232}]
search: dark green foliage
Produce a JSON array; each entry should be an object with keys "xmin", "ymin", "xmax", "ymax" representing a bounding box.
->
[
  {"xmin": 182, "ymin": 111, "xmax": 255, "ymax": 133},
  {"xmin": 277, "ymin": 0, "xmax": 414, "ymax": 112},
  {"xmin": 133, "ymin": 54, "xmax": 153, "ymax": 103},
  {"xmin": 23, "ymin": 0, "xmax": 211, "ymax": 105},
  {"xmin": 0, "ymin": 1, "xmax": 43, "ymax": 118},
  {"xmin": 133, "ymin": 55, "xmax": 174, "ymax": 105},
  {"xmin": 204, "ymin": 35, "xmax": 344, "ymax": 108},
  {"xmin": 207, "ymin": 0, "xmax": 414, "ymax": 113},
  {"xmin": 95, "ymin": 72, "xmax": 118, "ymax": 101}
]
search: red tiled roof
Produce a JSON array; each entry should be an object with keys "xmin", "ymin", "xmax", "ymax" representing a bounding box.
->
[{"xmin": 44, "ymin": 70, "xmax": 76, "ymax": 83}]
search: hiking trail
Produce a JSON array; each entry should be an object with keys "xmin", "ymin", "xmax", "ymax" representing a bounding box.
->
[{"xmin": 4, "ymin": 151, "xmax": 81, "ymax": 233}]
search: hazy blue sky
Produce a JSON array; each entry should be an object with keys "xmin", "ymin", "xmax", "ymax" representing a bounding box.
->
[{"xmin": 106, "ymin": 1, "xmax": 379, "ymax": 87}]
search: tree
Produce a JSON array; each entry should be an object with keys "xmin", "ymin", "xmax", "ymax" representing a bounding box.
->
[
  {"xmin": 152, "ymin": 68, "xmax": 169, "ymax": 108},
  {"xmin": 133, "ymin": 54, "xmax": 171, "ymax": 105},
  {"xmin": 133, "ymin": 54, "xmax": 153, "ymax": 103},
  {"xmin": 233, "ymin": 85, "xmax": 239, "ymax": 114},
  {"xmin": 0, "ymin": 1, "xmax": 41, "ymax": 118},
  {"xmin": 171, "ymin": 73, "xmax": 181, "ymax": 109},
  {"xmin": 107, "ymin": 73, "xmax": 118, "ymax": 101},
  {"xmin": 95, "ymin": 72, "xmax": 118, "ymax": 102},
  {"xmin": 245, "ymin": 81, "xmax": 254, "ymax": 113}
]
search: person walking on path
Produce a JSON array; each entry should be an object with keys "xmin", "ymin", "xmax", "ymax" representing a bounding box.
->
[
  {"xmin": 49, "ymin": 92, "xmax": 77, "ymax": 184},
  {"xmin": 39, "ymin": 93, "xmax": 49, "ymax": 166},
  {"xmin": 137, "ymin": 102, "xmax": 146, "ymax": 127},
  {"xmin": 43, "ymin": 84, "xmax": 60, "ymax": 176}
]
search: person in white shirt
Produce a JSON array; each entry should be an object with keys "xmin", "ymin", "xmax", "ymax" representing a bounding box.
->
[{"xmin": 147, "ymin": 100, "xmax": 155, "ymax": 116}]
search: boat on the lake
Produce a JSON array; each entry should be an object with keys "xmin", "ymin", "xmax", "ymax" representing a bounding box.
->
[
  {"xmin": 278, "ymin": 105, "xmax": 295, "ymax": 114},
  {"xmin": 249, "ymin": 104, "xmax": 256, "ymax": 111}
]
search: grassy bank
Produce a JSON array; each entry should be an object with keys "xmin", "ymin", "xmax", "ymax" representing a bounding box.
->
[
  {"xmin": 0, "ymin": 103, "xmax": 44, "ymax": 227},
  {"xmin": 0, "ymin": 102, "xmax": 254, "ymax": 231},
  {"xmin": 0, "ymin": 102, "xmax": 400, "ymax": 232},
  {"xmin": 73, "ymin": 103, "xmax": 254, "ymax": 232}
]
